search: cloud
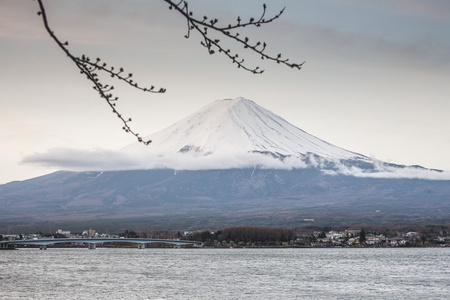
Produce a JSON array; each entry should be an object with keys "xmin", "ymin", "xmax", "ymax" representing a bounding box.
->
[
  {"xmin": 22, "ymin": 147, "xmax": 450, "ymax": 180},
  {"xmin": 21, "ymin": 148, "xmax": 141, "ymax": 171},
  {"xmin": 0, "ymin": 0, "xmax": 184, "ymax": 46},
  {"xmin": 0, "ymin": 2, "xmax": 46, "ymax": 40},
  {"xmin": 381, "ymin": 0, "xmax": 450, "ymax": 22},
  {"xmin": 326, "ymin": 162, "xmax": 450, "ymax": 180},
  {"xmin": 328, "ymin": 0, "xmax": 450, "ymax": 23},
  {"xmin": 21, "ymin": 147, "xmax": 307, "ymax": 171},
  {"xmin": 273, "ymin": 1, "xmax": 450, "ymax": 74}
]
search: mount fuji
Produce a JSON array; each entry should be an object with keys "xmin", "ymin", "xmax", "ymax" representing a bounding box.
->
[
  {"xmin": 121, "ymin": 97, "xmax": 440, "ymax": 178},
  {"xmin": 1, "ymin": 97, "xmax": 449, "ymax": 231},
  {"xmin": 125, "ymin": 97, "xmax": 365, "ymax": 160}
]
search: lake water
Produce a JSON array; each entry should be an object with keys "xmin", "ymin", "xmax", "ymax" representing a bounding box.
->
[{"xmin": 1, "ymin": 248, "xmax": 449, "ymax": 299}]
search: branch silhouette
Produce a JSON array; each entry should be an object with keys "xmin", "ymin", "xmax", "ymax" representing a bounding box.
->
[
  {"xmin": 166, "ymin": 0, "xmax": 305, "ymax": 73},
  {"xmin": 35, "ymin": 0, "xmax": 304, "ymax": 144}
]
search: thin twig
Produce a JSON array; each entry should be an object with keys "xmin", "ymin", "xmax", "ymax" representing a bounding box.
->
[{"xmin": 36, "ymin": 0, "xmax": 165, "ymax": 144}]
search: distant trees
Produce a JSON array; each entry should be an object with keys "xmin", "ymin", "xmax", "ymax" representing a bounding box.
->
[
  {"xmin": 219, "ymin": 227, "xmax": 295, "ymax": 244},
  {"xmin": 186, "ymin": 230, "xmax": 215, "ymax": 243},
  {"xmin": 359, "ymin": 229, "xmax": 366, "ymax": 244},
  {"xmin": 187, "ymin": 227, "xmax": 296, "ymax": 246},
  {"xmin": 121, "ymin": 229, "xmax": 138, "ymax": 238},
  {"xmin": 34, "ymin": 0, "xmax": 304, "ymax": 144},
  {"xmin": 318, "ymin": 231, "xmax": 327, "ymax": 239},
  {"xmin": 54, "ymin": 232, "xmax": 67, "ymax": 238}
]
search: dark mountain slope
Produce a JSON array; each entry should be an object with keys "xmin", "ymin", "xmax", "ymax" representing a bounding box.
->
[{"xmin": 1, "ymin": 169, "xmax": 449, "ymax": 230}]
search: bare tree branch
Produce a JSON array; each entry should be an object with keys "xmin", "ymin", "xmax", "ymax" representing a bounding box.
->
[
  {"xmin": 35, "ymin": 0, "xmax": 166, "ymax": 145},
  {"xmin": 35, "ymin": 0, "xmax": 304, "ymax": 145},
  {"xmin": 165, "ymin": 0, "xmax": 305, "ymax": 74}
]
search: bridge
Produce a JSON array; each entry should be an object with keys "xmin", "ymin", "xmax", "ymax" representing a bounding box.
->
[{"xmin": 6, "ymin": 238, "xmax": 203, "ymax": 250}]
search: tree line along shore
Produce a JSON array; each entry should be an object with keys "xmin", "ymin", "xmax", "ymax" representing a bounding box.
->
[{"xmin": 3, "ymin": 225, "xmax": 449, "ymax": 248}]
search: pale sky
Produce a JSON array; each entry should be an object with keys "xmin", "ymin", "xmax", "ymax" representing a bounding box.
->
[{"xmin": 1, "ymin": 0, "xmax": 450, "ymax": 184}]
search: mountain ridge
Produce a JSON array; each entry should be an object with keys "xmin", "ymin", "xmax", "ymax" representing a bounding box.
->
[{"xmin": 1, "ymin": 168, "xmax": 449, "ymax": 231}]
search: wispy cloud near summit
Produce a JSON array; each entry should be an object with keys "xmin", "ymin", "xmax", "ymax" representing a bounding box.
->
[{"xmin": 22, "ymin": 147, "xmax": 450, "ymax": 180}]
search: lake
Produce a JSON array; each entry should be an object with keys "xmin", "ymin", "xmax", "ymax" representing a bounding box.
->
[{"xmin": 1, "ymin": 248, "xmax": 449, "ymax": 299}]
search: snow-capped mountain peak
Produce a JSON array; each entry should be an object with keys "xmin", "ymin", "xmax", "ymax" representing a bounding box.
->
[
  {"xmin": 123, "ymin": 97, "xmax": 367, "ymax": 161},
  {"xmin": 119, "ymin": 97, "xmax": 446, "ymax": 179}
]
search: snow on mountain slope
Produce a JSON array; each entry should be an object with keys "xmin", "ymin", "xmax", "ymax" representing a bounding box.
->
[
  {"xmin": 120, "ymin": 97, "xmax": 446, "ymax": 178},
  {"xmin": 124, "ymin": 97, "xmax": 367, "ymax": 159}
]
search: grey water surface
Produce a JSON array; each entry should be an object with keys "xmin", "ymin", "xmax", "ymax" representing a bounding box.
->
[{"xmin": 1, "ymin": 248, "xmax": 449, "ymax": 299}]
